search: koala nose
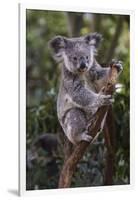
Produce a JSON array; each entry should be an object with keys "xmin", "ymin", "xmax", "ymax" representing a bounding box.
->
[{"xmin": 80, "ymin": 61, "xmax": 87, "ymax": 69}]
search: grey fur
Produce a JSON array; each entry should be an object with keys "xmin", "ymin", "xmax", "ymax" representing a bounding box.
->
[{"xmin": 49, "ymin": 33, "xmax": 123, "ymax": 145}]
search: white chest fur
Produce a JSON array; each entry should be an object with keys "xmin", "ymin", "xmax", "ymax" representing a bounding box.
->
[{"xmin": 79, "ymin": 72, "xmax": 97, "ymax": 93}]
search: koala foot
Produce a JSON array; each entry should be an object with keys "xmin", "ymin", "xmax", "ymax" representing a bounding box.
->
[
  {"xmin": 110, "ymin": 59, "xmax": 123, "ymax": 73},
  {"xmin": 81, "ymin": 131, "xmax": 93, "ymax": 143}
]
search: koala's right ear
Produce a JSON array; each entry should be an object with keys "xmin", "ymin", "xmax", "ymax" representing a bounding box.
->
[
  {"xmin": 84, "ymin": 32, "xmax": 103, "ymax": 48},
  {"xmin": 49, "ymin": 36, "xmax": 66, "ymax": 54}
]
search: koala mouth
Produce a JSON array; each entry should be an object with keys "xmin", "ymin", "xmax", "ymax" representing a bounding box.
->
[{"xmin": 78, "ymin": 68, "xmax": 87, "ymax": 73}]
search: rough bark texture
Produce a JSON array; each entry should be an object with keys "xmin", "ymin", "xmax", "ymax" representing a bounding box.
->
[
  {"xmin": 63, "ymin": 136, "xmax": 73, "ymax": 162},
  {"xmin": 58, "ymin": 64, "xmax": 119, "ymax": 188}
]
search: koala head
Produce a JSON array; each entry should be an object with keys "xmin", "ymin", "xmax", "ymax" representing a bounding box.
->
[{"xmin": 49, "ymin": 33, "xmax": 102, "ymax": 74}]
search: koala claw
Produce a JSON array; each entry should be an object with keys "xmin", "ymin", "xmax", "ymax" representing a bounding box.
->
[
  {"xmin": 110, "ymin": 59, "xmax": 123, "ymax": 73},
  {"xmin": 98, "ymin": 94, "xmax": 113, "ymax": 106}
]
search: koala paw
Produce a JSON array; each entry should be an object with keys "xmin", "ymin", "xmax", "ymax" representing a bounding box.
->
[
  {"xmin": 81, "ymin": 131, "xmax": 93, "ymax": 143},
  {"xmin": 97, "ymin": 94, "xmax": 114, "ymax": 106},
  {"xmin": 110, "ymin": 59, "xmax": 123, "ymax": 73}
]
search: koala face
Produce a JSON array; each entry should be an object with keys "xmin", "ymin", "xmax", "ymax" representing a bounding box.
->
[
  {"xmin": 62, "ymin": 41, "xmax": 93, "ymax": 73},
  {"xmin": 49, "ymin": 33, "xmax": 102, "ymax": 74}
]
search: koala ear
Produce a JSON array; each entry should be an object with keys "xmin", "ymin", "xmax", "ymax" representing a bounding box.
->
[
  {"xmin": 49, "ymin": 36, "xmax": 66, "ymax": 54},
  {"xmin": 84, "ymin": 32, "xmax": 103, "ymax": 48}
]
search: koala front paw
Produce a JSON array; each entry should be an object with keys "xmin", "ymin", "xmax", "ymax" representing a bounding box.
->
[
  {"xmin": 98, "ymin": 94, "xmax": 114, "ymax": 106},
  {"xmin": 110, "ymin": 59, "xmax": 123, "ymax": 73}
]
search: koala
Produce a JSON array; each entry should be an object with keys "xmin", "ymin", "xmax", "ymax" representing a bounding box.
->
[{"xmin": 49, "ymin": 33, "xmax": 123, "ymax": 145}]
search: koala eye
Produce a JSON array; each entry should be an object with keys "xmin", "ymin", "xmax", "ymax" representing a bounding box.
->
[
  {"xmin": 86, "ymin": 56, "xmax": 89, "ymax": 60},
  {"xmin": 73, "ymin": 56, "xmax": 77, "ymax": 61}
]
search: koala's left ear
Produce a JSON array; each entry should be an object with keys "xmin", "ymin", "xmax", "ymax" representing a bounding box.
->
[
  {"xmin": 49, "ymin": 36, "xmax": 66, "ymax": 54},
  {"xmin": 84, "ymin": 32, "xmax": 103, "ymax": 48}
]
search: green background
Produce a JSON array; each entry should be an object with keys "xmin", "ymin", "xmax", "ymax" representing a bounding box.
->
[{"xmin": 26, "ymin": 10, "xmax": 130, "ymax": 190}]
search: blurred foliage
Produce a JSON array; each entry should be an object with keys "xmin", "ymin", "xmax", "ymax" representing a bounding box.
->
[{"xmin": 26, "ymin": 9, "xmax": 130, "ymax": 190}]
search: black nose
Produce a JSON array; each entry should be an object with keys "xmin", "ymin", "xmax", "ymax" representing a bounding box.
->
[{"xmin": 80, "ymin": 61, "xmax": 86, "ymax": 69}]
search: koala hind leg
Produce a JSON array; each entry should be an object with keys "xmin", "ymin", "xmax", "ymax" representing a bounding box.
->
[{"xmin": 63, "ymin": 108, "xmax": 92, "ymax": 145}]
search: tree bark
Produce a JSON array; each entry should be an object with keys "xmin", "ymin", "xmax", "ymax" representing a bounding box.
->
[{"xmin": 63, "ymin": 136, "xmax": 74, "ymax": 162}]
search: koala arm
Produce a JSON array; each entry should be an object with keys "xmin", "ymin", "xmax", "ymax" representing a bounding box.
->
[
  {"xmin": 89, "ymin": 60, "xmax": 123, "ymax": 90},
  {"xmin": 89, "ymin": 61, "xmax": 110, "ymax": 84},
  {"xmin": 68, "ymin": 79, "xmax": 97, "ymax": 107},
  {"xmin": 95, "ymin": 67, "xmax": 110, "ymax": 89},
  {"xmin": 64, "ymin": 77, "xmax": 111, "ymax": 108}
]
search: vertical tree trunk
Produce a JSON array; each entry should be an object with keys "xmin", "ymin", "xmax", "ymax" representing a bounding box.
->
[
  {"xmin": 93, "ymin": 14, "xmax": 102, "ymax": 32},
  {"xmin": 105, "ymin": 16, "xmax": 124, "ymax": 63},
  {"xmin": 66, "ymin": 13, "xmax": 83, "ymax": 37}
]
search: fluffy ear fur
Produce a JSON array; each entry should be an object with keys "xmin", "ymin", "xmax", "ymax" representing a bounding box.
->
[
  {"xmin": 84, "ymin": 32, "xmax": 103, "ymax": 48},
  {"xmin": 49, "ymin": 36, "xmax": 66, "ymax": 54}
]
